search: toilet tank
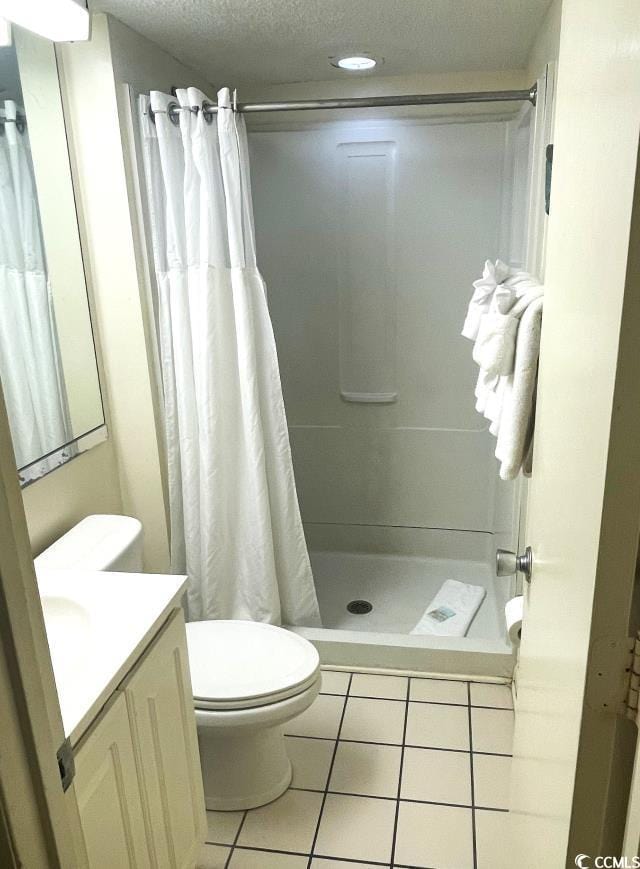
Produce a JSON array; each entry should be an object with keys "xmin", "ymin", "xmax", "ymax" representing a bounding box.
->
[{"xmin": 34, "ymin": 515, "xmax": 144, "ymax": 572}]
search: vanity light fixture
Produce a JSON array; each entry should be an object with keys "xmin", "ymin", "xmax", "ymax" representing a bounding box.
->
[
  {"xmin": 0, "ymin": 0, "xmax": 89, "ymax": 42},
  {"xmin": 0, "ymin": 16, "xmax": 11, "ymax": 46},
  {"xmin": 331, "ymin": 55, "xmax": 378, "ymax": 71}
]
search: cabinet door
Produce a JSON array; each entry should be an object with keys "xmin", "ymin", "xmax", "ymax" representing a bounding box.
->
[
  {"xmin": 124, "ymin": 610, "xmax": 206, "ymax": 869},
  {"xmin": 74, "ymin": 693, "xmax": 151, "ymax": 869}
]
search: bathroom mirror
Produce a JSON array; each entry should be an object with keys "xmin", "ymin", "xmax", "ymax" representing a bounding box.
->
[{"xmin": 0, "ymin": 28, "xmax": 105, "ymax": 485}]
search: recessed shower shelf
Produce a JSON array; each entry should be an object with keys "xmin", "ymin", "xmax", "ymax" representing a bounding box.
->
[{"xmin": 340, "ymin": 391, "xmax": 398, "ymax": 404}]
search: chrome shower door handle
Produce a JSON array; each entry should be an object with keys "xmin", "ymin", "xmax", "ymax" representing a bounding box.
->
[{"xmin": 496, "ymin": 546, "xmax": 533, "ymax": 582}]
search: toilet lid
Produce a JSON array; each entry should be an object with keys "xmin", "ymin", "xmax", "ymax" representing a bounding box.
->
[{"xmin": 186, "ymin": 620, "xmax": 320, "ymax": 710}]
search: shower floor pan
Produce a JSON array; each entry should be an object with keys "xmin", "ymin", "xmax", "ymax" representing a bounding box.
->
[{"xmin": 289, "ymin": 550, "xmax": 514, "ymax": 679}]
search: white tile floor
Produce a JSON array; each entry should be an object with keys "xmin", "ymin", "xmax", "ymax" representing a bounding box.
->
[
  {"xmin": 310, "ymin": 551, "xmax": 506, "ymax": 641},
  {"xmin": 198, "ymin": 667, "xmax": 514, "ymax": 869}
]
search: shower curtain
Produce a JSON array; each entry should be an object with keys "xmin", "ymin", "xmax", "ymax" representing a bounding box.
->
[
  {"xmin": 0, "ymin": 100, "xmax": 69, "ymax": 479},
  {"xmin": 139, "ymin": 87, "xmax": 321, "ymax": 626}
]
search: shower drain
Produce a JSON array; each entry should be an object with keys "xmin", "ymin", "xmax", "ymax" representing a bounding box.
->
[{"xmin": 347, "ymin": 599, "xmax": 373, "ymax": 615}]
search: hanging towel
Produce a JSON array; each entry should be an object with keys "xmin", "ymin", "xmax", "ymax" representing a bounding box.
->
[
  {"xmin": 472, "ymin": 285, "xmax": 544, "ymax": 379},
  {"xmin": 495, "ymin": 296, "xmax": 543, "ymax": 480},
  {"xmin": 463, "ymin": 260, "xmax": 544, "ymax": 478},
  {"xmin": 472, "ymin": 312, "xmax": 519, "ymax": 377},
  {"xmin": 411, "ymin": 580, "xmax": 486, "ymax": 637}
]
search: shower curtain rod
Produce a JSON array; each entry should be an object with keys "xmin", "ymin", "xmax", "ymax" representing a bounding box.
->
[
  {"xmin": 231, "ymin": 84, "xmax": 538, "ymax": 113},
  {"xmin": 150, "ymin": 83, "xmax": 537, "ymax": 123}
]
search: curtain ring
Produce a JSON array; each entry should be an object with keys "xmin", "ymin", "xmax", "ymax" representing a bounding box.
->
[
  {"xmin": 201, "ymin": 100, "xmax": 215, "ymax": 124},
  {"xmin": 167, "ymin": 100, "xmax": 181, "ymax": 126}
]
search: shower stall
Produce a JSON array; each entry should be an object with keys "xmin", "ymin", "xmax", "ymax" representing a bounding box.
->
[
  {"xmin": 245, "ymin": 85, "xmax": 547, "ymax": 675},
  {"xmin": 131, "ymin": 76, "xmax": 551, "ymax": 677}
]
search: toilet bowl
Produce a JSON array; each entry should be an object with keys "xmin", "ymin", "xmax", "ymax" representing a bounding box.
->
[{"xmin": 186, "ymin": 619, "xmax": 321, "ymax": 811}]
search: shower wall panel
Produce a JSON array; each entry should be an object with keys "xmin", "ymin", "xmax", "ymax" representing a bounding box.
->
[
  {"xmin": 337, "ymin": 140, "xmax": 397, "ymax": 404},
  {"xmin": 249, "ymin": 119, "xmax": 511, "ymax": 536}
]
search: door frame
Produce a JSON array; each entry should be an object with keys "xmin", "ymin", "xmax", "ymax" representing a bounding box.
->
[{"xmin": 0, "ymin": 382, "xmax": 88, "ymax": 865}]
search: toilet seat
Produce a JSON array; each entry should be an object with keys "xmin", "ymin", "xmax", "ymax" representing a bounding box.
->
[{"xmin": 186, "ymin": 620, "xmax": 320, "ymax": 712}]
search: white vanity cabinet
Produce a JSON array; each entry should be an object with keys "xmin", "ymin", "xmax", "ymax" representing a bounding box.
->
[
  {"xmin": 73, "ymin": 609, "xmax": 205, "ymax": 868},
  {"xmin": 73, "ymin": 692, "xmax": 151, "ymax": 869},
  {"xmin": 123, "ymin": 610, "xmax": 206, "ymax": 867}
]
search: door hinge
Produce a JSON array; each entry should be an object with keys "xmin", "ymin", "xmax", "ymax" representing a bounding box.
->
[
  {"xmin": 625, "ymin": 633, "xmax": 640, "ymax": 725},
  {"xmin": 585, "ymin": 635, "xmax": 636, "ymax": 718},
  {"xmin": 57, "ymin": 737, "xmax": 75, "ymax": 792}
]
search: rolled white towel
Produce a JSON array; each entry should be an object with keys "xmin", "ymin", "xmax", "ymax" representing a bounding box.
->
[
  {"xmin": 411, "ymin": 579, "xmax": 486, "ymax": 637},
  {"xmin": 461, "ymin": 259, "xmax": 510, "ymax": 340}
]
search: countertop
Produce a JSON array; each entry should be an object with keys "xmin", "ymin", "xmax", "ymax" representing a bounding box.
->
[{"xmin": 36, "ymin": 568, "xmax": 187, "ymax": 746}]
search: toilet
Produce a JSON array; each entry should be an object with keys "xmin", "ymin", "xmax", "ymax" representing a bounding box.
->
[
  {"xmin": 35, "ymin": 514, "xmax": 322, "ymax": 811},
  {"xmin": 187, "ymin": 619, "xmax": 320, "ymax": 810}
]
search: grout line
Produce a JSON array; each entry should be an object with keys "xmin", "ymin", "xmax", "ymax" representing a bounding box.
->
[
  {"xmin": 209, "ymin": 790, "xmax": 509, "ymax": 815},
  {"xmin": 319, "ymin": 691, "xmax": 513, "ymax": 712},
  {"xmin": 467, "ymin": 682, "xmax": 478, "ymax": 869},
  {"xmin": 286, "ymin": 732, "xmax": 512, "ymax": 757},
  {"xmin": 389, "ymin": 675, "xmax": 411, "ymax": 868},
  {"xmin": 292, "ymin": 786, "xmax": 395, "ymax": 802},
  {"xmin": 460, "ymin": 703, "xmax": 513, "ymax": 711},
  {"xmin": 310, "ymin": 853, "xmax": 392, "ymax": 866},
  {"xmin": 223, "ymin": 808, "xmax": 248, "ymax": 869},
  {"xmin": 320, "ymin": 692, "xmax": 405, "ymax": 703},
  {"xmin": 306, "ymin": 672, "xmax": 353, "ymax": 869},
  {"xmin": 227, "ymin": 843, "xmax": 309, "ymax": 857},
  {"xmin": 219, "ymin": 840, "xmax": 440, "ymax": 869},
  {"xmin": 393, "ymin": 865, "xmax": 439, "ymax": 869}
]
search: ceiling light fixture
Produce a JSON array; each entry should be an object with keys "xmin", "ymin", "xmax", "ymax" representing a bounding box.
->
[
  {"xmin": 332, "ymin": 55, "xmax": 377, "ymax": 72},
  {"xmin": 0, "ymin": 0, "xmax": 90, "ymax": 43}
]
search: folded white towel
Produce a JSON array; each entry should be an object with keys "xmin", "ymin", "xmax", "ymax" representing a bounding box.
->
[{"xmin": 410, "ymin": 579, "xmax": 486, "ymax": 637}]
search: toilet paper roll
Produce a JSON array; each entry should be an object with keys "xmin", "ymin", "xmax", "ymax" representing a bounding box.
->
[{"xmin": 505, "ymin": 595, "xmax": 523, "ymax": 645}]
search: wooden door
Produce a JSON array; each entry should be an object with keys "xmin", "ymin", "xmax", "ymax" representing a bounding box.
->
[{"xmin": 510, "ymin": 0, "xmax": 640, "ymax": 864}]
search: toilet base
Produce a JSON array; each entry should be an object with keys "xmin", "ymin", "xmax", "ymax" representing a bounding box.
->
[{"xmin": 198, "ymin": 723, "xmax": 293, "ymax": 811}]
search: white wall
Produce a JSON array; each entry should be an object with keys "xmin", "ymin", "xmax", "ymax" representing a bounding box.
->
[
  {"xmin": 250, "ymin": 115, "xmax": 518, "ymax": 544},
  {"xmin": 105, "ymin": 14, "xmax": 212, "ymax": 99},
  {"xmin": 527, "ymin": 0, "xmax": 562, "ymax": 80},
  {"xmin": 22, "ymin": 442, "xmax": 123, "ymax": 555},
  {"xmin": 56, "ymin": 14, "xmax": 212, "ymax": 570}
]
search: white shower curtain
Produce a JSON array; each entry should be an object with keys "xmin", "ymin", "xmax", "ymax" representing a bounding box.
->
[
  {"xmin": 139, "ymin": 87, "xmax": 321, "ymax": 626},
  {"xmin": 0, "ymin": 100, "xmax": 69, "ymax": 479}
]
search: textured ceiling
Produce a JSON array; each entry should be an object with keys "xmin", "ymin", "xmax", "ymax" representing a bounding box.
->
[{"xmin": 93, "ymin": 0, "xmax": 551, "ymax": 87}]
